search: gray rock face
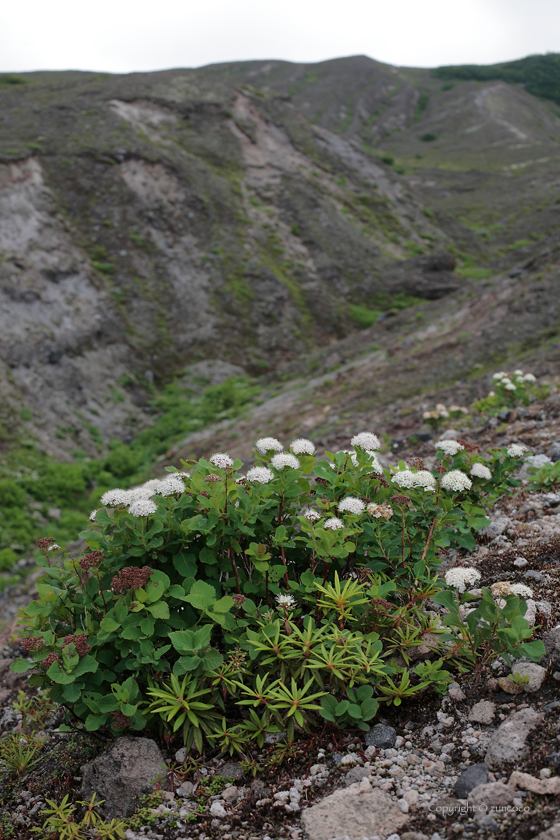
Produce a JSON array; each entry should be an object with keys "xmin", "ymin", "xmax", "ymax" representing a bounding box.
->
[
  {"xmin": 218, "ymin": 761, "xmax": 245, "ymax": 781},
  {"xmin": 364, "ymin": 724, "xmax": 397, "ymax": 749},
  {"xmin": 548, "ymin": 442, "xmax": 560, "ymax": 463},
  {"xmin": 485, "ymin": 707, "xmax": 544, "ymax": 766},
  {"xmin": 543, "ymin": 628, "xmax": 560, "ymax": 669},
  {"xmin": 534, "ymin": 823, "xmax": 560, "ymax": 840},
  {"xmin": 468, "ymin": 782, "xmax": 516, "ymax": 810},
  {"xmin": 81, "ymin": 737, "xmax": 166, "ymax": 817},
  {"xmin": 511, "ymin": 661, "xmax": 546, "ymax": 692},
  {"xmin": 301, "ymin": 787, "xmax": 408, "ymax": 840},
  {"xmin": 469, "ymin": 701, "xmax": 495, "ymax": 725},
  {"xmin": 519, "ymin": 454, "xmax": 552, "ymax": 480},
  {"xmin": 479, "ymin": 517, "xmax": 510, "ymax": 539},
  {"xmin": 454, "ymin": 763, "xmax": 489, "ymax": 799},
  {"xmin": 344, "ymin": 766, "xmax": 371, "ymax": 786}
]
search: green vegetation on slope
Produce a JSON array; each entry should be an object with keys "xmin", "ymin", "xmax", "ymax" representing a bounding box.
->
[
  {"xmin": 0, "ymin": 377, "xmax": 260, "ymax": 585},
  {"xmin": 433, "ymin": 52, "xmax": 560, "ymax": 107}
]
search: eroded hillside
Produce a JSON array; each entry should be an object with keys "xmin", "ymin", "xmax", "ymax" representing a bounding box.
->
[{"xmin": 0, "ymin": 68, "xmax": 451, "ymax": 456}]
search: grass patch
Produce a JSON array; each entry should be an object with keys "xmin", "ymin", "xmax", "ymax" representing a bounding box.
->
[{"xmin": 456, "ymin": 266, "xmax": 494, "ymax": 279}]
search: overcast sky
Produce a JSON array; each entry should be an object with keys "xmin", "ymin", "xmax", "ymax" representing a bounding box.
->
[{"xmin": 2, "ymin": 0, "xmax": 560, "ymax": 75}]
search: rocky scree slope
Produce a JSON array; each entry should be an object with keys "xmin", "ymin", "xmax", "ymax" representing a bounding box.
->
[
  {"xmin": 0, "ymin": 69, "xmax": 448, "ymax": 458},
  {"xmin": 165, "ymin": 241, "xmax": 560, "ymax": 466}
]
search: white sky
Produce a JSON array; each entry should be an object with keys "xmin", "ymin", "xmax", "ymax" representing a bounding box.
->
[{"xmin": 2, "ymin": 0, "xmax": 560, "ymax": 75}]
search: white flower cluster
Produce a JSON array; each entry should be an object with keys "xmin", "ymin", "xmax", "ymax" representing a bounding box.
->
[
  {"xmin": 210, "ymin": 453, "xmax": 234, "ymax": 469},
  {"xmin": 511, "ymin": 582, "xmax": 533, "ymax": 598},
  {"xmin": 507, "ymin": 444, "xmax": 528, "ymax": 458},
  {"xmin": 391, "ymin": 469, "xmax": 436, "ymax": 490},
  {"xmin": 271, "ymin": 453, "xmax": 300, "ymax": 470},
  {"xmin": 392, "ymin": 470, "xmax": 416, "ymax": 489},
  {"xmin": 324, "ymin": 517, "xmax": 344, "ymax": 530},
  {"xmin": 128, "ymin": 498, "xmax": 158, "ymax": 517},
  {"xmin": 100, "ymin": 489, "xmax": 132, "ymax": 506},
  {"xmin": 290, "ymin": 438, "xmax": 316, "ymax": 455},
  {"xmin": 276, "ymin": 593, "xmax": 296, "ymax": 608},
  {"xmin": 471, "ymin": 462, "xmax": 492, "ymax": 480},
  {"xmin": 441, "ymin": 470, "xmax": 472, "ymax": 492},
  {"xmin": 493, "ymin": 370, "xmax": 537, "ymax": 392},
  {"xmin": 435, "ymin": 439, "xmax": 464, "ymax": 456},
  {"xmin": 89, "ymin": 509, "xmax": 98, "ymax": 521},
  {"xmin": 154, "ymin": 476, "xmax": 186, "ymax": 496},
  {"xmin": 413, "ymin": 470, "xmax": 437, "ymax": 490},
  {"xmin": 445, "ymin": 567, "xmax": 481, "ymax": 589},
  {"xmin": 255, "ymin": 437, "xmax": 283, "ymax": 454},
  {"xmin": 338, "ymin": 496, "xmax": 365, "ymax": 515},
  {"xmin": 302, "ymin": 508, "xmax": 321, "ymax": 521},
  {"xmin": 246, "ymin": 466, "xmax": 274, "ymax": 484},
  {"xmin": 351, "ymin": 432, "xmax": 380, "ymax": 451}
]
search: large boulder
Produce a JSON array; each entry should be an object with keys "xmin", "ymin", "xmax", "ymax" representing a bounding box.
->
[
  {"xmin": 301, "ymin": 786, "xmax": 408, "ymax": 840},
  {"xmin": 485, "ymin": 707, "xmax": 544, "ymax": 766},
  {"xmin": 81, "ymin": 737, "xmax": 166, "ymax": 817}
]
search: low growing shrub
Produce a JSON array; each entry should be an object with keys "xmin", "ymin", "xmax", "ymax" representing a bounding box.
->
[{"xmin": 12, "ymin": 432, "xmax": 543, "ymax": 750}]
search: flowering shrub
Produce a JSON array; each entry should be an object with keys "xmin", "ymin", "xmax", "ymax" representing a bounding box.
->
[
  {"xmin": 471, "ymin": 369, "xmax": 550, "ymax": 415},
  {"xmin": 11, "ymin": 432, "xmax": 541, "ymax": 750}
]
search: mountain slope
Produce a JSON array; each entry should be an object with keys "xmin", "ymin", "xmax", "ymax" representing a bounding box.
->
[{"xmin": 0, "ymin": 69, "xmax": 448, "ymax": 456}]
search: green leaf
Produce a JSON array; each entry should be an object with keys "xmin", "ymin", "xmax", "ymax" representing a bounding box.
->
[
  {"xmin": 10, "ymin": 658, "xmax": 33, "ymax": 674},
  {"xmin": 169, "ymin": 625, "xmax": 213, "ymax": 655},
  {"xmin": 147, "ymin": 601, "xmax": 170, "ymax": 620},
  {"xmin": 62, "ymin": 683, "xmax": 82, "ymax": 703},
  {"xmin": 213, "ymin": 595, "xmax": 235, "ymax": 614},
  {"xmin": 335, "ymin": 700, "xmax": 349, "ymax": 716},
  {"xmin": 85, "ymin": 713, "xmax": 107, "ymax": 731},
  {"xmin": 185, "ymin": 580, "xmax": 217, "ymax": 611},
  {"xmin": 100, "ymin": 616, "xmax": 121, "ymax": 633}
]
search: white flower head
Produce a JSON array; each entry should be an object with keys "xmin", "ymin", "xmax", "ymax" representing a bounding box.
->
[
  {"xmin": 514, "ymin": 370, "xmax": 524, "ymax": 376},
  {"xmin": 488, "ymin": 391, "xmax": 495, "ymax": 397},
  {"xmin": 89, "ymin": 509, "xmax": 98, "ymax": 521},
  {"xmin": 246, "ymin": 466, "xmax": 274, "ymax": 484},
  {"xmin": 351, "ymin": 432, "xmax": 380, "ymax": 451},
  {"xmin": 441, "ymin": 470, "xmax": 472, "ymax": 492},
  {"xmin": 155, "ymin": 477, "xmax": 185, "ymax": 496},
  {"xmin": 510, "ymin": 583, "xmax": 534, "ymax": 598},
  {"xmin": 504, "ymin": 382, "xmax": 516, "ymax": 391},
  {"xmin": 50, "ymin": 544, "xmax": 61, "ymax": 551},
  {"xmin": 445, "ymin": 567, "xmax": 481, "ymax": 589},
  {"xmin": 412, "ymin": 470, "xmax": 437, "ymax": 490},
  {"xmin": 100, "ymin": 489, "xmax": 131, "ymax": 506},
  {"xmin": 324, "ymin": 517, "xmax": 344, "ymax": 530},
  {"xmin": 127, "ymin": 484, "xmax": 158, "ymax": 500},
  {"xmin": 523, "ymin": 373, "xmax": 536, "ymax": 383},
  {"xmin": 290, "ymin": 438, "xmax": 316, "ymax": 456},
  {"xmin": 471, "ymin": 463, "xmax": 492, "ymax": 480},
  {"xmin": 493, "ymin": 372, "xmax": 507, "ymax": 380},
  {"xmin": 128, "ymin": 498, "xmax": 158, "ymax": 517},
  {"xmin": 210, "ymin": 453, "xmax": 234, "ymax": 469},
  {"xmin": 302, "ymin": 508, "xmax": 321, "ymax": 521},
  {"xmin": 338, "ymin": 496, "xmax": 365, "ymax": 515},
  {"xmin": 507, "ymin": 444, "xmax": 529, "ymax": 457},
  {"xmin": 511, "ymin": 583, "xmax": 533, "ymax": 598},
  {"xmin": 255, "ymin": 437, "xmax": 283, "ymax": 454},
  {"xmin": 271, "ymin": 453, "xmax": 300, "ymax": 470},
  {"xmin": 435, "ymin": 440, "xmax": 464, "ymax": 456},
  {"xmin": 392, "ymin": 470, "xmax": 416, "ymax": 489},
  {"xmin": 276, "ymin": 593, "xmax": 296, "ymax": 609}
]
